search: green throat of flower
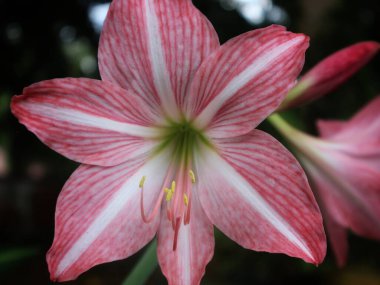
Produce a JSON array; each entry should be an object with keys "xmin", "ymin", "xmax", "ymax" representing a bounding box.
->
[{"xmin": 154, "ymin": 119, "xmax": 212, "ymax": 165}]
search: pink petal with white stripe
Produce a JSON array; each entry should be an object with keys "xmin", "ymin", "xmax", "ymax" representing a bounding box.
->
[
  {"xmin": 47, "ymin": 151, "xmax": 171, "ymax": 281},
  {"xmin": 316, "ymin": 97, "xmax": 380, "ymax": 171},
  {"xmin": 305, "ymin": 147, "xmax": 380, "ymax": 240},
  {"xmin": 99, "ymin": 0, "xmax": 219, "ymax": 116},
  {"xmin": 196, "ymin": 130, "xmax": 326, "ymax": 264},
  {"xmin": 187, "ymin": 25, "xmax": 308, "ymax": 138},
  {"xmin": 323, "ymin": 96, "xmax": 380, "ymax": 144},
  {"xmin": 157, "ymin": 191, "xmax": 214, "ymax": 285},
  {"xmin": 11, "ymin": 78, "xmax": 158, "ymax": 166}
]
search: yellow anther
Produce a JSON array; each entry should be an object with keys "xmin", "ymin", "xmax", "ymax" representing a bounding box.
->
[
  {"xmin": 184, "ymin": 194, "xmax": 189, "ymax": 206},
  {"xmin": 165, "ymin": 180, "xmax": 176, "ymax": 202},
  {"xmin": 171, "ymin": 181, "xmax": 176, "ymax": 192},
  {"xmin": 139, "ymin": 176, "xmax": 146, "ymax": 188},
  {"xmin": 165, "ymin": 188, "xmax": 174, "ymax": 201},
  {"xmin": 189, "ymin": 170, "xmax": 196, "ymax": 183}
]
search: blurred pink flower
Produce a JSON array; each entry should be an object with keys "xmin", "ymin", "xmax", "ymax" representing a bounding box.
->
[
  {"xmin": 11, "ymin": 0, "xmax": 326, "ymax": 283},
  {"xmin": 271, "ymin": 96, "xmax": 380, "ymax": 266},
  {"xmin": 280, "ymin": 41, "xmax": 379, "ymax": 110}
]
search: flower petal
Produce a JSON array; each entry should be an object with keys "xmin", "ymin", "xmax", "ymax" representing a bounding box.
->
[
  {"xmin": 196, "ymin": 130, "xmax": 326, "ymax": 264},
  {"xmin": 330, "ymin": 96, "xmax": 380, "ymax": 144},
  {"xmin": 323, "ymin": 210, "xmax": 348, "ymax": 267},
  {"xmin": 317, "ymin": 97, "xmax": 380, "ymax": 169},
  {"xmin": 282, "ymin": 41, "xmax": 380, "ymax": 109},
  {"xmin": 187, "ymin": 25, "xmax": 308, "ymax": 138},
  {"xmin": 316, "ymin": 119, "xmax": 346, "ymax": 139},
  {"xmin": 11, "ymin": 78, "xmax": 159, "ymax": 166},
  {"xmin": 302, "ymin": 150, "xmax": 380, "ymax": 240},
  {"xmin": 157, "ymin": 191, "xmax": 214, "ymax": 285},
  {"xmin": 47, "ymin": 151, "xmax": 171, "ymax": 281},
  {"xmin": 99, "ymin": 0, "xmax": 219, "ymax": 116}
]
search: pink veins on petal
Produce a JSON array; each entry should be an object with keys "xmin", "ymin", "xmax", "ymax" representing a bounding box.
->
[{"xmin": 11, "ymin": 0, "xmax": 326, "ymax": 284}]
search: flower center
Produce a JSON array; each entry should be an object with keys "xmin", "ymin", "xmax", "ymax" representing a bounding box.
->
[{"xmin": 139, "ymin": 120, "xmax": 210, "ymax": 250}]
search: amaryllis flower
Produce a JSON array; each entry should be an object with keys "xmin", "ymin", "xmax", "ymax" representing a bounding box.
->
[
  {"xmin": 279, "ymin": 41, "xmax": 379, "ymax": 110},
  {"xmin": 270, "ymin": 97, "xmax": 380, "ymax": 266},
  {"xmin": 11, "ymin": 0, "xmax": 326, "ymax": 283}
]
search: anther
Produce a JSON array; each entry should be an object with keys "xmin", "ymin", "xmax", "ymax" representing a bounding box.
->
[
  {"xmin": 184, "ymin": 194, "xmax": 189, "ymax": 206},
  {"xmin": 165, "ymin": 188, "xmax": 173, "ymax": 201},
  {"xmin": 164, "ymin": 180, "xmax": 176, "ymax": 202},
  {"xmin": 139, "ymin": 176, "xmax": 146, "ymax": 188},
  {"xmin": 189, "ymin": 170, "xmax": 196, "ymax": 183}
]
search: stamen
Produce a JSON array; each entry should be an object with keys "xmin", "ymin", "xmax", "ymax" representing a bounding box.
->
[
  {"xmin": 165, "ymin": 180, "xmax": 176, "ymax": 202},
  {"xmin": 172, "ymin": 217, "xmax": 181, "ymax": 251},
  {"xmin": 139, "ymin": 176, "xmax": 166, "ymax": 224},
  {"xmin": 165, "ymin": 187, "xmax": 173, "ymax": 201},
  {"xmin": 139, "ymin": 176, "xmax": 146, "ymax": 188},
  {"xmin": 189, "ymin": 170, "xmax": 196, "ymax": 183},
  {"xmin": 183, "ymin": 194, "xmax": 189, "ymax": 206}
]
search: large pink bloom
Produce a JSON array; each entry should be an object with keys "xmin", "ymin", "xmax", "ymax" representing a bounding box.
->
[
  {"xmin": 11, "ymin": 0, "xmax": 325, "ymax": 283},
  {"xmin": 271, "ymin": 97, "xmax": 380, "ymax": 266}
]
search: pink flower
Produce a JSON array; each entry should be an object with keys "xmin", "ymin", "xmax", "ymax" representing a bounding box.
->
[
  {"xmin": 280, "ymin": 41, "xmax": 380, "ymax": 110},
  {"xmin": 270, "ymin": 96, "xmax": 380, "ymax": 267},
  {"xmin": 11, "ymin": 0, "xmax": 325, "ymax": 283}
]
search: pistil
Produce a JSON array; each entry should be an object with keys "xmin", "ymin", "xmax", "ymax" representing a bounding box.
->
[{"xmin": 139, "ymin": 119, "xmax": 204, "ymax": 250}]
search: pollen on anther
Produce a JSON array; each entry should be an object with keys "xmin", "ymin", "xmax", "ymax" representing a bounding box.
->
[
  {"xmin": 184, "ymin": 194, "xmax": 189, "ymax": 206},
  {"xmin": 165, "ymin": 188, "xmax": 173, "ymax": 201},
  {"xmin": 139, "ymin": 176, "xmax": 146, "ymax": 188},
  {"xmin": 189, "ymin": 170, "xmax": 196, "ymax": 183}
]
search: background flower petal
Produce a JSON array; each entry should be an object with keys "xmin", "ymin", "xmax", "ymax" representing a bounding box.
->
[
  {"xmin": 303, "ymin": 150, "xmax": 380, "ymax": 241},
  {"xmin": 98, "ymin": 0, "xmax": 220, "ymax": 116},
  {"xmin": 322, "ymin": 207, "xmax": 349, "ymax": 267},
  {"xmin": 11, "ymin": 78, "xmax": 158, "ymax": 166},
  {"xmin": 316, "ymin": 120, "xmax": 346, "ymax": 138},
  {"xmin": 324, "ymin": 96, "xmax": 380, "ymax": 144},
  {"xmin": 282, "ymin": 41, "xmax": 380, "ymax": 109},
  {"xmin": 196, "ymin": 130, "xmax": 326, "ymax": 264},
  {"xmin": 47, "ymin": 151, "xmax": 171, "ymax": 281},
  {"xmin": 157, "ymin": 192, "xmax": 214, "ymax": 285},
  {"xmin": 187, "ymin": 25, "xmax": 308, "ymax": 138}
]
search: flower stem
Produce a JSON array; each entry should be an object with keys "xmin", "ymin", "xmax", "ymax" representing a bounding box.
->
[
  {"xmin": 267, "ymin": 113, "xmax": 307, "ymax": 147},
  {"xmin": 267, "ymin": 113, "xmax": 320, "ymax": 161},
  {"xmin": 121, "ymin": 240, "xmax": 158, "ymax": 285},
  {"xmin": 277, "ymin": 80, "xmax": 312, "ymax": 111}
]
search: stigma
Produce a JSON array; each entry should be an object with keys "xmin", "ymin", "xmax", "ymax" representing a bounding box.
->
[{"xmin": 139, "ymin": 169, "xmax": 196, "ymax": 250}]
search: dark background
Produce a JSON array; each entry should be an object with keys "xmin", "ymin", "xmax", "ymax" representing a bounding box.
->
[{"xmin": 0, "ymin": 0, "xmax": 379, "ymax": 284}]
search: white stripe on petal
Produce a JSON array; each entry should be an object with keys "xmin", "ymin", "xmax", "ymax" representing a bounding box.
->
[
  {"xmin": 144, "ymin": 0, "xmax": 178, "ymax": 117},
  {"xmin": 24, "ymin": 102, "xmax": 159, "ymax": 138},
  {"xmin": 55, "ymin": 151, "xmax": 171, "ymax": 276},
  {"xmin": 195, "ymin": 36, "xmax": 304, "ymax": 128},
  {"xmin": 201, "ymin": 148, "xmax": 314, "ymax": 260}
]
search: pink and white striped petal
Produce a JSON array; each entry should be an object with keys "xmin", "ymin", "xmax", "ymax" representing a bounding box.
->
[
  {"xmin": 304, "ymin": 150, "xmax": 380, "ymax": 240},
  {"xmin": 316, "ymin": 97, "xmax": 380, "ymax": 170},
  {"xmin": 325, "ymin": 96, "xmax": 380, "ymax": 144},
  {"xmin": 187, "ymin": 25, "xmax": 308, "ymax": 138},
  {"xmin": 99, "ymin": 0, "xmax": 219, "ymax": 116},
  {"xmin": 157, "ymin": 191, "xmax": 214, "ymax": 285},
  {"xmin": 11, "ymin": 78, "xmax": 159, "ymax": 166},
  {"xmin": 196, "ymin": 130, "xmax": 326, "ymax": 264},
  {"xmin": 47, "ymin": 151, "xmax": 171, "ymax": 281}
]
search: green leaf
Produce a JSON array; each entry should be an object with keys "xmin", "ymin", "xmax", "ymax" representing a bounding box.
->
[
  {"xmin": 122, "ymin": 240, "xmax": 158, "ymax": 285},
  {"xmin": 0, "ymin": 247, "xmax": 39, "ymax": 269}
]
